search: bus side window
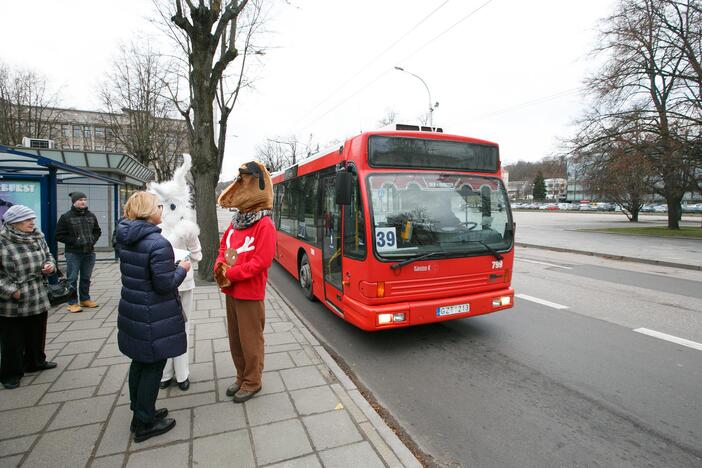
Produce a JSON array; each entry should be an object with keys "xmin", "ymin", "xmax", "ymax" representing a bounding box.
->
[{"xmin": 343, "ymin": 174, "xmax": 366, "ymax": 259}]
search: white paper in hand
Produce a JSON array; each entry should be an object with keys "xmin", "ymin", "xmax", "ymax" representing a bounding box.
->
[{"xmin": 173, "ymin": 248, "xmax": 191, "ymax": 262}]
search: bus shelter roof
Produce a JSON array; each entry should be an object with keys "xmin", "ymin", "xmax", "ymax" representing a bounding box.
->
[{"xmin": 0, "ymin": 145, "xmax": 154, "ymax": 186}]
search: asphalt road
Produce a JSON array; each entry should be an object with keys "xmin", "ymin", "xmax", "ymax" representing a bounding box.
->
[{"xmin": 268, "ymin": 249, "xmax": 702, "ymax": 467}]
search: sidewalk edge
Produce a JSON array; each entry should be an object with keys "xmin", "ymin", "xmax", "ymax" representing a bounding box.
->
[
  {"xmin": 268, "ymin": 282, "xmax": 423, "ymax": 468},
  {"xmin": 516, "ymin": 242, "xmax": 702, "ymax": 271}
]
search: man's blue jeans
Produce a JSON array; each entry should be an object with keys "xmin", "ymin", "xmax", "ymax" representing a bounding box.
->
[{"xmin": 65, "ymin": 252, "xmax": 96, "ymax": 304}]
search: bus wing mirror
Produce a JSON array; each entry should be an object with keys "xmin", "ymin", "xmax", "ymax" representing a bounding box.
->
[{"xmin": 335, "ymin": 171, "xmax": 353, "ymax": 205}]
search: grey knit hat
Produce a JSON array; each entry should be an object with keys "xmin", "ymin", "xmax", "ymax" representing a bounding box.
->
[
  {"xmin": 70, "ymin": 191, "xmax": 88, "ymax": 204},
  {"xmin": 2, "ymin": 205, "xmax": 36, "ymax": 224}
]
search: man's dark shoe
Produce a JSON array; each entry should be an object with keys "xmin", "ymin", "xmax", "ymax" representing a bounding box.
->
[
  {"xmin": 159, "ymin": 379, "xmax": 172, "ymax": 390},
  {"xmin": 178, "ymin": 379, "xmax": 190, "ymax": 391},
  {"xmin": 232, "ymin": 387, "xmax": 261, "ymax": 403},
  {"xmin": 130, "ymin": 408, "xmax": 168, "ymax": 432},
  {"xmin": 225, "ymin": 382, "xmax": 241, "ymax": 397},
  {"xmin": 1, "ymin": 378, "xmax": 20, "ymax": 390},
  {"xmin": 133, "ymin": 417, "xmax": 176, "ymax": 443}
]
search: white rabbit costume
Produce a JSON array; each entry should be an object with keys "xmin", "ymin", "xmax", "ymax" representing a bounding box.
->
[{"xmin": 148, "ymin": 155, "xmax": 202, "ymax": 388}]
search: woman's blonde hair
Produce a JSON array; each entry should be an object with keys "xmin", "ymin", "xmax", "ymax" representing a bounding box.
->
[{"xmin": 124, "ymin": 191, "xmax": 159, "ymax": 220}]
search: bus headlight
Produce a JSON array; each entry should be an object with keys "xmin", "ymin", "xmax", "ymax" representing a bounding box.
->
[
  {"xmin": 492, "ymin": 296, "xmax": 511, "ymax": 307},
  {"xmin": 378, "ymin": 312, "xmax": 407, "ymax": 325}
]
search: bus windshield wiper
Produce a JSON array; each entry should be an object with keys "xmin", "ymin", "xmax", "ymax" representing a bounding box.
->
[
  {"xmin": 390, "ymin": 251, "xmax": 446, "ymax": 270},
  {"xmin": 469, "ymin": 240, "xmax": 503, "ymax": 261}
]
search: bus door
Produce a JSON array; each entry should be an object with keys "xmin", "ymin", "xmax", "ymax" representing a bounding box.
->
[{"xmin": 320, "ymin": 174, "xmax": 344, "ymax": 310}]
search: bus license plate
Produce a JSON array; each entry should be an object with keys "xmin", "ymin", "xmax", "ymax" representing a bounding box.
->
[{"xmin": 436, "ymin": 303, "xmax": 470, "ymax": 317}]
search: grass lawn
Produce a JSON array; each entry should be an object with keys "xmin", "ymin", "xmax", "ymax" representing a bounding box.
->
[{"xmin": 584, "ymin": 226, "xmax": 702, "ymax": 238}]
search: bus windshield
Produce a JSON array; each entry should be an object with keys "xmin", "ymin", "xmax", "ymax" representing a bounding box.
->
[{"xmin": 367, "ymin": 173, "xmax": 513, "ymax": 259}]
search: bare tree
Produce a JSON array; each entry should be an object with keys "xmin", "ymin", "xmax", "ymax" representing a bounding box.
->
[
  {"xmin": 377, "ymin": 109, "xmax": 398, "ymax": 127},
  {"xmin": 154, "ymin": 0, "xmax": 267, "ymax": 280},
  {"xmin": 99, "ymin": 42, "xmax": 188, "ymax": 181},
  {"xmin": 574, "ymin": 0, "xmax": 700, "ymax": 229},
  {"xmin": 0, "ymin": 62, "xmax": 61, "ymax": 146},
  {"xmin": 255, "ymin": 135, "xmax": 313, "ymax": 172}
]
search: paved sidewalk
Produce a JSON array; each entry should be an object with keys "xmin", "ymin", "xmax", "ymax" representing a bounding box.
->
[{"xmin": 0, "ymin": 262, "xmax": 420, "ymax": 468}]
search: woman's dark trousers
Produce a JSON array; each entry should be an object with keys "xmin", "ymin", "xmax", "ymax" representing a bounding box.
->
[
  {"xmin": 0, "ymin": 312, "xmax": 47, "ymax": 384},
  {"xmin": 128, "ymin": 359, "xmax": 167, "ymax": 424}
]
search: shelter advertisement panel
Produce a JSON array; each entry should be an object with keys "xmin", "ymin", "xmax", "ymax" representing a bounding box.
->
[{"xmin": 0, "ymin": 180, "xmax": 42, "ymax": 227}]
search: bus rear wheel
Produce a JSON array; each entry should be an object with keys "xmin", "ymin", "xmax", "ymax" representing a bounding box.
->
[{"xmin": 299, "ymin": 253, "xmax": 315, "ymax": 301}]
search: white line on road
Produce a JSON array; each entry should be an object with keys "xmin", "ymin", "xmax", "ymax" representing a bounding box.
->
[
  {"xmin": 517, "ymin": 258, "xmax": 573, "ymax": 269},
  {"xmin": 633, "ymin": 328, "xmax": 702, "ymax": 352},
  {"xmin": 515, "ymin": 294, "xmax": 569, "ymax": 310}
]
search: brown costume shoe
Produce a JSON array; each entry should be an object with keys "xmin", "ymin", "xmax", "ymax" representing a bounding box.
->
[{"xmin": 232, "ymin": 387, "xmax": 261, "ymax": 403}]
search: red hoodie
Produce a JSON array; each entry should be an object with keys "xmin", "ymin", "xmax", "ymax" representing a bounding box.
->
[{"xmin": 216, "ymin": 216, "xmax": 276, "ymax": 300}]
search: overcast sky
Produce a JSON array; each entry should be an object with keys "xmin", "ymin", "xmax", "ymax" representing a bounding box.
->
[{"xmin": 0, "ymin": 0, "xmax": 614, "ymax": 180}]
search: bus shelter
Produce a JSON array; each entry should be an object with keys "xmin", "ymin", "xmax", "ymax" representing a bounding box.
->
[{"xmin": 0, "ymin": 144, "xmax": 154, "ymax": 260}]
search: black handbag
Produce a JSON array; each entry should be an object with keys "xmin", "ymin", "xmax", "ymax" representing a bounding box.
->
[{"xmin": 47, "ymin": 266, "xmax": 75, "ymax": 306}]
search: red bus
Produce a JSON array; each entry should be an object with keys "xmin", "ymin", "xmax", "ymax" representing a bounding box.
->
[{"xmin": 271, "ymin": 125, "xmax": 514, "ymax": 331}]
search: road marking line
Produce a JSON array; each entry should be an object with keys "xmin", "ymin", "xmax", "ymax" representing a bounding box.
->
[
  {"xmin": 517, "ymin": 258, "xmax": 573, "ymax": 269},
  {"xmin": 515, "ymin": 294, "xmax": 569, "ymax": 310},
  {"xmin": 633, "ymin": 328, "xmax": 702, "ymax": 352}
]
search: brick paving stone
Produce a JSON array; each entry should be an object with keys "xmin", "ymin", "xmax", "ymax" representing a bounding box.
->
[
  {"xmin": 155, "ymin": 392, "xmax": 216, "ymax": 411},
  {"xmin": 95, "ymin": 405, "xmax": 132, "ymax": 457},
  {"xmin": 51, "ymin": 367, "xmax": 108, "ymax": 391},
  {"xmin": 303, "ymin": 410, "xmax": 363, "ymax": 451},
  {"xmin": 0, "ymin": 404, "xmax": 58, "ymax": 439},
  {"xmin": 46, "ymin": 322, "xmax": 70, "ymax": 333},
  {"xmin": 358, "ymin": 421, "xmax": 403, "ymax": 468},
  {"xmin": 196, "ymin": 321, "xmax": 227, "ymax": 340},
  {"xmin": 90, "ymin": 454, "xmax": 125, "ymax": 468},
  {"xmin": 0, "ymin": 383, "xmax": 50, "ymax": 411},
  {"xmin": 0, "ymin": 434, "xmax": 37, "ymax": 457},
  {"xmin": 187, "ymin": 363, "xmax": 214, "ymax": 383},
  {"xmin": 245, "ymin": 392, "xmax": 296, "ymax": 427},
  {"xmin": 280, "ymin": 366, "xmax": 327, "ymax": 391},
  {"xmin": 22, "ymin": 423, "xmax": 102, "ymax": 468},
  {"xmin": 52, "ymin": 327, "xmax": 112, "ymax": 343},
  {"xmin": 270, "ymin": 322, "xmax": 294, "ymax": 333},
  {"xmin": 189, "ymin": 308, "xmax": 209, "ymax": 320},
  {"xmin": 259, "ymin": 371, "xmax": 286, "ymax": 396},
  {"xmin": 193, "ymin": 402, "xmax": 246, "ymax": 437},
  {"xmin": 265, "ymin": 343, "xmax": 302, "ymax": 354},
  {"xmin": 126, "ymin": 442, "xmax": 189, "ymax": 468},
  {"xmin": 192, "ymin": 430, "xmax": 254, "ymax": 467},
  {"xmin": 97, "ymin": 363, "xmax": 130, "ymax": 395},
  {"xmin": 194, "ymin": 339, "xmax": 213, "ymax": 363},
  {"xmin": 164, "ymin": 380, "xmax": 213, "ymax": 397},
  {"xmin": 96, "ymin": 342, "xmax": 122, "ymax": 359},
  {"xmin": 129, "ymin": 409, "xmax": 190, "ymax": 451},
  {"xmin": 196, "ymin": 299, "xmax": 221, "ymax": 310},
  {"xmin": 214, "ymin": 352, "xmax": 235, "ymax": 378},
  {"xmin": 48, "ymin": 394, "xmax": 115, "ymax": 430},
  {"xmin": 252, "ymin": 419, "xmax": 313, "ymax": 466},
  {"xmin": 0, "ymin": 454, "xmax": 22, "ymax": 467},
  {"xmin": 265, "ymin": 454, "xmax": 323, "ymax": 468},
  {"xmin": 57, "ymin": 338, "xmax": 106, "ymax": 356},
  {"xmin": 265, "ymin": 332, "xmax": 297, "ymax": 347},
  {"xmin": 212, "ymin": 338, "xmax": 229, "ymax": 352},
  {"xmin": 39, "ymin": 387, "xmax": 95, "ymax": 405},
  {"xmin": 319, "ymin": 441, "xmax": 385, "ymax": 468},
  {"xmin": 92, "ymin": 356, "xmax": 129, "ymax": 367},
  {"xmin": 68, "ymin": 352, "xmax": 96, "ymax": 370},
  {"xmin": 264, "ymin": 352, "xmax": 296, "ymax": 371},
  {"xmin": 290, "ymin": 385, "xmax": 342, "ymax": 416},
  {"xmin": 30, "ymin": 355, "xmax": 73, "ymax": 385},
  {"xmin": 66, "ymin": 319, "xmax": 105, "ymax": 331},
  {"xmin": 289, "ymin": 349, "xmax": 314, "ymax": 367}
]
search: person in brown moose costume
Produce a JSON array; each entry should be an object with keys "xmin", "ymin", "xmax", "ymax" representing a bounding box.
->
[{"xmin": 215, "ymin": 161, "xmax": 276, "ymax": 403}]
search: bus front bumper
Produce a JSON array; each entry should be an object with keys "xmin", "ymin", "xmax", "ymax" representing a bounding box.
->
[{"xmin": 341, "ymin": 287, "xmax": 514, "ymax": 331}]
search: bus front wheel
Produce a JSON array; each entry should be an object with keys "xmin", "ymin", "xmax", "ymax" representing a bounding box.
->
[{"xmin": 299, "ymin": 253, "xmax": 315, "ymax": 301}]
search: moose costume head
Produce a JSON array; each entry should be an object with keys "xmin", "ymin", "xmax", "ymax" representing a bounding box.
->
[
  {"xmin": 218, "ymin": 161, "xmax": 273, "ymax": 213},
  {"xmin": 148, "ymin": 154, "xmax": 200, "ymax": 238}
]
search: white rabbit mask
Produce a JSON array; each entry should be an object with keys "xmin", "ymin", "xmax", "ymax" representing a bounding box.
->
[{"xmin": 148, "ymin": 154, "xmax": 200, "ymax": 239}]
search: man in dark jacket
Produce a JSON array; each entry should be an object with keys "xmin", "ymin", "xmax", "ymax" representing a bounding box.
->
[{"xmin": 55, "ymin": 191, "xmax": 102, "ymax": 313}]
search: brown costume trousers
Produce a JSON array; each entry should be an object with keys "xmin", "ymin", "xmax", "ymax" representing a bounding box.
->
[{"xmin": 225, "ymin": 296, "xmax": 265, "ymax": 392}]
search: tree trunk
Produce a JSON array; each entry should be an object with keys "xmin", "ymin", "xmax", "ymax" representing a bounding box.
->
[
  {"xmin": 666, "ymin": 196, "xmax": 682, "ymax": 229},
  {"xmin": 630, "ymin": 210, "xmax": 639, "ymax": 222},
  {"xmin": 193, "ymin": 168, "xmax": 219, "ymax": 282}
]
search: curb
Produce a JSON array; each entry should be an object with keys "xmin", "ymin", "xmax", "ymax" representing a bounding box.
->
[
  {"xmin": 516, "ymin": 242, "xmax": 702, "ymax": 271},
  {"xmin": 269, "ymin": 283, "xmax": 423, "ymax": 468}
]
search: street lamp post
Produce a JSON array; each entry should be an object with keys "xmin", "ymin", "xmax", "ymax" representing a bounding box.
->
[{"xmin": 394, "ymin": 66, "xmax": 437, "ymax": 128}]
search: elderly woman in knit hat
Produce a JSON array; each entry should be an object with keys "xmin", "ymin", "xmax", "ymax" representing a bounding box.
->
[{"xmin": 0, "ymin": 205, "xmax": 58, "ymax": 389}]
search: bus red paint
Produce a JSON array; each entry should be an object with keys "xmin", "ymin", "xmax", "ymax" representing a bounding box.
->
[{"xmin": 271, "ymin": 126, "xmax": 514, "ymax": 331}]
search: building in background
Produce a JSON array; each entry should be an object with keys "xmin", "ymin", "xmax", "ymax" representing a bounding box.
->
[{"xmin": 544, "ymin": 178, "xmax": 567, "ymax": 200}]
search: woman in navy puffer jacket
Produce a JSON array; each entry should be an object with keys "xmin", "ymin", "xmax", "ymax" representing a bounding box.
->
[{"xmin": 115, "ymin": 191, "xmax": 191, "ymax": 443}]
